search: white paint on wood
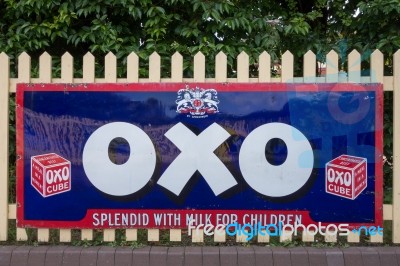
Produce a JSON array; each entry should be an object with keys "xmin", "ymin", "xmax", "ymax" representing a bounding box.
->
[
  {"xmin": 215, "ymin": 51, "xmax": 227, "ymax": 82},
  {"xmin": 169, "ymin": 229, "xmax": 181, "ymax": 242},
  {"xmin": 171, "ymin": 52, "xmax": 183, "ymax": 81},
  {"xmin": 149, "ymin": 52, "xmax": 161, "ymax": 82},
  {"xmin": 148, "ymin": 229, "xmax": 159, "ymax": 241},
  {"xmin": 348, "ymin": 50, "xmax": 361, "ymax": 83},
  {"xmin": 0, "ymin": 53, "xmax": 10, "ymax": 241},
  {"xmin": 103, "ymin": 229, "xmax": 116, "ymax": 242},
  {"xmin": 258, "ymin": 51, "xmax": 271, "ymax": 82},
  {"xmin": 8, "ymin": 204, "xmax": 16, "ymax": 219},
  {"xmin": 39, "ymin": 52, "xmax": 52, "ymax": 82},
  {"xmin": 301, "ymin": 231, "xmax": 315, "ymax": 242},
  {"xmin": 370, "ymin": 233, "xmax": 383, "ymax": 243},
  {"xmin": 371, "ymin": 49, "xmax": 384, "ymax": 83},
  {"xmin": 236, "ymin": 231, "xmax": 248, "ymax": 243},
  {"xmin": 127, "ymin": 52, "xmax": 139, "ymax": 82},
  {"xmin": 279, "ymin": 230, "xmax": 292, "ymax": 242},
  {"xmin": 324, "ymin": 234, "xmax": 337, "ymax": 243},
  {"xmin": 347, "ymin": 231, "xmax": 360, "ymax": 243},
  {"xmin": 81, "ymin": 229, "xmax": 93, "ymax": 241},
  {"xmin": 59, "ymin": 229, "xmax": 71, "ymax": 242},
  {"xmin": 191, "ymin": 229, "xmax": 204, "ymax": 243},
  {"xmin": 61, "ymin": 52, "xmax": 73, "ymax": 82},
  {"xmin": 105, "ymin": 52, "xmax": 117, "ymax": 82},
  {"xmin": 237, "ymin": 51, "xmax": 249, "ymax": 82},
  {"xmin": 125, "ymin": 229, "xmax": 137, "ymax": 241},
  {"xmin": 281, "ymin": 51, "xmax": 293, "ymax": 83},
  {"xmin": 303, "ymin": 50, "xmax": 316, "ymax": 83},
  {"xmin": 326, "ymin": 50, "xmax": 339, "ymax": 82},
  {"xmin": 257, "ymin": 229, "xmax": 270, "ymax": 243},
  {"xmin": 38, "ymin": 229, "xmax": 50, "ymax": 242},
  {"xmin": 393, "ymin": 50, "xmax": 400, "ymax": 243},
  {"xmin": 194, "ymin": 52, "xmax": 205, "ymax": 82},
  {"xmin": 83, "ymin": 52, "xmax": 95, "ymax": 82}
]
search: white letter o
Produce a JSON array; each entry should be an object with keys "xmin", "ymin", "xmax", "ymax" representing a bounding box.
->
[
  {"xmin": 82, "ymin": 122, "xmax": 156, "ymax": 196},
  {"xmin": 239, "ymin": 123, "xmax": 314, "ymax": 197}
]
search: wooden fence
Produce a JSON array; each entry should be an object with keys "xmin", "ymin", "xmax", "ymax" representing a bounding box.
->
[{"xmin": 0, "ymin": 49, "xmax": 399, "ymax": 244}]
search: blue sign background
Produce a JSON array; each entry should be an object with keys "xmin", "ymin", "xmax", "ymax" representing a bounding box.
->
[{"xmin": 18, "ymin": 83, "xmax": 382, "ymax": 226}]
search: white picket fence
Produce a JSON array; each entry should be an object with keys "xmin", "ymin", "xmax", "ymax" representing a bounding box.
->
[{"xmin": 0, "ymin": 49, "xmax": 399, "ymax": 244}]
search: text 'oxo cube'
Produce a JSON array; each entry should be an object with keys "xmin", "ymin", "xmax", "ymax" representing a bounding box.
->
[
  {"xmin": 31, "ymin": 153, "xmax": 71, "ymax": 197},
  {"xmin": 325, "ymin": 155, "xmax": 367, "ymax": 200}
]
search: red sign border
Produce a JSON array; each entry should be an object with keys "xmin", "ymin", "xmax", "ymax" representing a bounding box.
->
[{"xmin": 16, "ymin": 83, "xmax": 383, "ymax": 229}]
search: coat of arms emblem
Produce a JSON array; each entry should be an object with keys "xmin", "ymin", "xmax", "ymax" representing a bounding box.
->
[{"xmin": 176, "ymin": 85, "xmax": 220, "ymax": 117}]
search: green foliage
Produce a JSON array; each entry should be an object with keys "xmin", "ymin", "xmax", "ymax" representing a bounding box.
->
[{"xmin": 0, "ymin": 0, "xmax": 342, "ymax": 74}]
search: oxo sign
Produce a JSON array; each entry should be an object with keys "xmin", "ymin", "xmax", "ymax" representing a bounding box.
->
[
  {"xmin": 16, "ymin": 83, "xmax": 383, "ymax": 229},
  {"xmin": 83, "ymin": 121, "xmax": 313, "ymax": 197}
]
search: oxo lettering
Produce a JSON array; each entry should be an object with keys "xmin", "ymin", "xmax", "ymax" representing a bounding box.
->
[
  {"xmin": 82, "ymin": 122, "xmax": 314, "ymax": 198},
  {"xmin": 327, "ymin": 169, "xmax": 352, "ymax": 187},
  {"xmin": 46, "ymin": 167, "xmax": 69, "ymax": 184}
]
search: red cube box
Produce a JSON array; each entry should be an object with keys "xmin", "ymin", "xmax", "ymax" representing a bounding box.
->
[
  {"xmin": 31, "ymin": 153, "xmax": 71, "ymax": 197},
  {"xmin": 325, "ymin": 155, "xmax": 367, "ymax": 200}
]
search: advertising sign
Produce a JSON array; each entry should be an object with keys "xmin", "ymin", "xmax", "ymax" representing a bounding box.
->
[{"xmin": 16, "ymin": 83, "xmax": 383, "ymax": 229}]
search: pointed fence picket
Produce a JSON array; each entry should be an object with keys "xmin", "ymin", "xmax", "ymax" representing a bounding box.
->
[{"xmin": 0, "ymin": 49, "xmax": 398, "ymax": 244}]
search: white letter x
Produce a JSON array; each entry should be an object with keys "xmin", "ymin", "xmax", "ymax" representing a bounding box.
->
[{"xmin": 158, "ymin": 122, "xmax": 237, "ymax": 196}]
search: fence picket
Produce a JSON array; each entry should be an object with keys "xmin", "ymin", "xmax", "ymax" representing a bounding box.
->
[
  {"xmin": 57, "ymin": 52, "xmax": 73, "ymax": 243},
  {"xmin": 169, "ymin": 51, "xmax": 183, "ymax": 242},
  {"xmin": 127, "ymin": 52, "xmax": 139, "ymax": 82},
  {"xmin": 326, "ymin": 50, "xmax": 339, "ymax": 82},
  {"xmin": 214, "ymin": 228, "xmax": 226, "ymax": 242},
  {"xmin": 105, "ymin": 52, "xmax": 117, "ymax": 82},
  {"xmin": 258, "ymin": 51, "xmax": 271, "ymax": 82},
  {"xmin": 125, "ymin": 229, "xmax": 137, "ymax": 241},
  {"xmin": 215, "ymin": 51, "xmax": 227, "ymax": 82},
  {"xmin": 324, "ymin": 234, "xmax": 337, "ymax": 243},
  {"xmin": 102, "ymin": 52, "xmax": 118, "ymax": 242},
  {"xmin": 370, "ymin": 233, "xmax": 384, "ymax": 243},
  {"xmin": 171, "ymin": 52, "xmax": 183, "ymax": 82},
  {"xmin": 370, "ymin": 49, "xmax": 385, "ymax": 244},
  {"xmin": 15, "ymin": 52, "xmax": 31, "ymax": 242},
  {"xmin": 279, "ymin": 231, "xmax": 292, "ymax": 242},
  {"xmin": 393, "ymin": 50, "xmax": 400, "ymax": 243},
  {"xmin": 301, "ymin": 231, "xmax": 314, "ymax": 242},
  {"xmin": 169, "ymin": 229, "xmax": 181, "ymax": 242},
  {"xmin": 103, "ymin": 229, "xmax": 115, "ymax": 242},
  {"xmin": 348, "ymin": 50, "xmax": 361, "ymax": 83},
  {"xmin": 347, "ymin": 231, "xmax": 360, "ymax": 243},
  {"xmin": 148, "ymin": 229, "xmax": 159, "ymax": 242},
  {"xmin": 83, "ymin": 52, "xmax": 95, "ymax": 83},
  {"xmin": 149, "ymin": 52, "xmax": 161, "ymax": 82},
  {"xmin": 191, "ymin": 229, "xmax": 204, "ymax": 243},
  {"xmin": 371, "ymin": 49, "xmax": 384, "ymax": 83},
  {"xmin": 147, "ymin": 51, "xmax": 161, "ymax": 242},
  {"xmin": 281, "ymin": 51, "xmax": 293, "ymax": 82},
  {"xmin": 39, "ymin": 52, "xmax": 52, "ymax": 82},
  {"xmin": 237, "ymin": 51, "xmax": 249, "ymax": 82},
  {"xmin": 37, "ymin": 52, "xmax": 52, "ymax": 242},
  {"xmin": 0, "ymin": 53, "xmax": 10, "ymax": 241},
  {"xmin": 303, "ymin": 50, "xmax": 316, "ymax": 83},
  {"xmin": 18, "ymin": 52, "xmax": 31, "ymax": 83},
  {"xmin": 61, "ymin": 52, "xmax": 73, "ymax": 82},
  {"xmin": 257, "ymin": 230, "xmax": 269, "ymax": 243},
  {"xmin": 194, "ymin": 52, "xmax": 205, "ymax": 82},
  {"xmin": 81, "ymin": 52, "xmax": 95, "ymax": 241},
  {"xmin": 236, "ymin": 231, "xmax": 248, "ymax": 243}
]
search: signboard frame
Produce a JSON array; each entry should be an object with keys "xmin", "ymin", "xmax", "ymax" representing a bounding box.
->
[{"xmin": 16, "ymin": 83, "xmax": 383, "ymax": 230}]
